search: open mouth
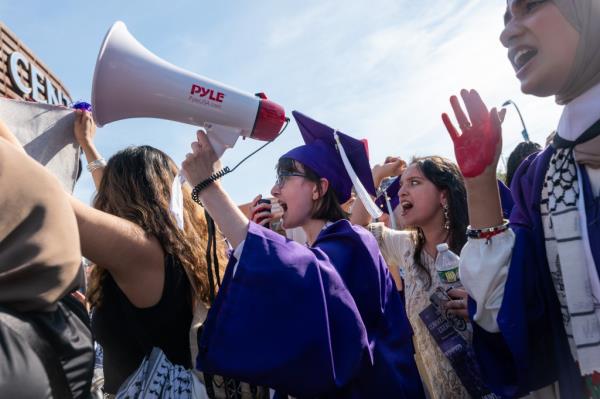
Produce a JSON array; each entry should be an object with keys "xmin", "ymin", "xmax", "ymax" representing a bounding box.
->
[
  {"xmin": 280, "ymin": 202, "xmax": 288, "ymax": 213},
  {"xmin": 400, "ymin": 200, "xmax": 413, "ymax": 215},
  {"xmin": 510, "ymin": 47, "xmax": 538, "ymax": 72}
]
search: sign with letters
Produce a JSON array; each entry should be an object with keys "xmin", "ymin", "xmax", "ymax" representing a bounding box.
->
[{"xmin": 1, "ymin": 22, "xmax": 72, "ymax": 105}]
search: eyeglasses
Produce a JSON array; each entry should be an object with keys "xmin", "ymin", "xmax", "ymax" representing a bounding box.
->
[{"xmin": 275, "ymin": 172, "xmax": 306, "ymax": 187}]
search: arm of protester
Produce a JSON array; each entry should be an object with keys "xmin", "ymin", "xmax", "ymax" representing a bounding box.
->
[
  {"xmin": 441, "ymin": 89, "xmax": 505, "ymax": 229},
  {"xmin": 349, "ymin": 192, "xmax": 372, "ymax": 226},
  {"xmin": 181, "ymin": 130, "xmax": 249, "ymax": 248},
  {"xmin": 350, "ymin": 157, "xmax": 405, "ymax": 227},
  {"xmin": 74, "ymin": 110, "xmax": 104, "ymax": 188},
  {"xmin": 0, "ymin": 138, "xmax": 81, "ymax": 312},
  {"xmin": 69, "ymin": 197, "xmax": 165, "ymax": 308}
]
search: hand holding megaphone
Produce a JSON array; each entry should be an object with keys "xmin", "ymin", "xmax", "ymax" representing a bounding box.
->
[
  {"xmin": 91, "ymin": 21, "xmax": 287, "ymax": 158},
  {"xmin": 181, "ymin": 129, "xmax": 222, "ymax": 190}
]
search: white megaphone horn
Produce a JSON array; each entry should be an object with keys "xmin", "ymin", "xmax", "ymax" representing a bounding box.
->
[{"xmin": 91, "ymin": 21, "xmax": 287, "ymax": 157}]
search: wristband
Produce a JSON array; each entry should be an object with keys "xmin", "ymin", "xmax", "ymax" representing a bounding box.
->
[
  {"xmin": 86, "ymin": 158, "xmax": 106, "ymax": 173},
  {"xmin": 466, "ymin": 220, "xmax": 509, "ymax": 243}
]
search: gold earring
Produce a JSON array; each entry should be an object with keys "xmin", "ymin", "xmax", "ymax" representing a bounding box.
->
[{"xmin": 443, "ymin": 204, "xmax": 450, "ymax": 230}]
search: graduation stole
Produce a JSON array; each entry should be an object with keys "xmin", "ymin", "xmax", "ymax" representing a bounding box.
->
[
  {"xmin": 541, "ymin": 144, "xmax": 600, "ymax": 380},
  {"xmin": 419, "ymin": 288, "xmax": 499, "ymax": 399}
]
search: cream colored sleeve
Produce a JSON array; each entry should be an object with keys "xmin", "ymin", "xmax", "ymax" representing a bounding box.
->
[
  {"xmin": 367, "ymin": 223, "xmax": 412, "ymax": 274},
  {"xmin": 459, "ymin": 229, "xmax": 515, "ymax": 333}
]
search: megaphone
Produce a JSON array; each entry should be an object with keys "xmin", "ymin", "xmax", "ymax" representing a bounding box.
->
[{"xmin": 91, "ymin": 21, "xmax": 286, "ymax": 156}]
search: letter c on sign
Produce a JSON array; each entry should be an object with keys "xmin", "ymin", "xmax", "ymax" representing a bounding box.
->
[{"xmin": 8, "ymin": 52, "xmax": 32, "ymax": 96}]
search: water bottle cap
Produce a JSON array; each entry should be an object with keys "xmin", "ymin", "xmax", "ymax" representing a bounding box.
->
[{"xmin": 436, "ymin": 243, "xmax": 449, "ymax": 252}]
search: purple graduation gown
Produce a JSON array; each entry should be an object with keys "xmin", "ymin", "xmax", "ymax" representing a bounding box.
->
[
  {"xmin": 196, "ymin": 220, "xmax": 425, "ymax": 398},
  {"xmin": 469, "ymin": 146, "xmax": 600, "ymax": 398},
  {"xmin": 498, "ymin": 179, "xmax": 515, "ymax": 219}
]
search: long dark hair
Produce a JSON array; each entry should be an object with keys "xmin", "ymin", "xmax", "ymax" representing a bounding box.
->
[
  {"xmin": 409, "ymin": 156, "xmax": 468, "ymax": 289},
  {"xmin": 276, "ymin": 157, "xmax": 348, "ymax": 222},
  {"xmin": 87, "ymin": 146, "xmax": 228, "ymax": 307},
  {"xmin": 506, "ymin": 141, "xmax": 542, "ymax": 187}
]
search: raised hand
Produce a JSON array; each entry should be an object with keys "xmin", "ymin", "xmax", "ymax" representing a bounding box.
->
[
  {"xmin": 441, "ymin": 89, "xmax": 505, "ymax": 178},
  {"xmin": 74, "ymin": 110, "xmax": 97, "ymax": 148},
  {"xmin": 372, "ymin": 156, "xmax": 406, "ymax": 187},
  {"xmin": 181, "ymin": 129, "xmax": 222, "ymax": 188}
]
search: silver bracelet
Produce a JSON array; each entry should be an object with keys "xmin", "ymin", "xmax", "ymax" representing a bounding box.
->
[{"xmin": 86, "ymin": 158, "xmax": 107, "ymax": 173}]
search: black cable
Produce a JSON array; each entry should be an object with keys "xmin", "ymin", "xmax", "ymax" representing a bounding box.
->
[
  {"xmin": 191, "ymin": 118, "xmax": 290, "ymax": 200},
  {"xmin": 204, "ymin": 209, "xmax": 216, "ymax": 303}
]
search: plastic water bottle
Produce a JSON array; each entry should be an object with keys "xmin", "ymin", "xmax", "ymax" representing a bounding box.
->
[{"xmin": 435, "ymin": 243, "xmax": 461, "ymax": 287}]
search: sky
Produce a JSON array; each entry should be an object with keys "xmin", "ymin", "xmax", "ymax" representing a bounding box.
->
[{"xmin": 2, "ymin": 1, "xmax": 564, "ymax": 205}]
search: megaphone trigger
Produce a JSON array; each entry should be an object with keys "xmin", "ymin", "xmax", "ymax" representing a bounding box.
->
[
  {"xmin": 182, "ymin": 116, "xmax": 291, "ymax": 209},
  {"xmin": 204, "ymin": 124, "xmax": 242, "ymax": 159}
]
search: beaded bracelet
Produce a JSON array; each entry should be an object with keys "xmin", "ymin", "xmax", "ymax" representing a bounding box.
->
[
  {"xmin": 86, "ymin": 158, "xmax": 106, "ymax": 173},
  {"xmin": 466, "ymin": 220, "xmax": 509, "ymax": 243}
]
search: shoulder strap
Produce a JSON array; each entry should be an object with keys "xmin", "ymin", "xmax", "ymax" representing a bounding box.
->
[{"xmin": 0, "ymin": 308, "xmax": 73, "ymax": 399}]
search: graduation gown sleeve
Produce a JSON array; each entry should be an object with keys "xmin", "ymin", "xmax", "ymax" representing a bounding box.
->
[{"xmin": 195, "ymin": 221, "xmax": 370, "ymax": 397}]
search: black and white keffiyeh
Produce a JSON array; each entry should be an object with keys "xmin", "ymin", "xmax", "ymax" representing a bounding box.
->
[
  {"xmin": 116, "ymin": 347, "xmax": 207, "ymax": 399},
  {"xmin": 541, "ymin": 147, "xmax": 600, "ymax": 376}
]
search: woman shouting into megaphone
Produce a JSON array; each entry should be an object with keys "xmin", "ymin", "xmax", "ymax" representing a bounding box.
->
[{"xmin": 181, "ymin": 111, "xmax": 425, "ymax": 399}]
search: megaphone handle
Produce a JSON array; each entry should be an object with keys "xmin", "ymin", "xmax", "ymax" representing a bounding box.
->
[{"xmin": 190, "ymin": 118, "xmax": 290, "ymax": 205}]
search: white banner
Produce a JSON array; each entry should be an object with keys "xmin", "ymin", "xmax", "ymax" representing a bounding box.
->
[{"xmin": 0, "ymin": 97, "xmax": 79, "ymax": 193}]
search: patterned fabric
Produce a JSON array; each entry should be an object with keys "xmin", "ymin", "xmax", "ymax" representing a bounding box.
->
[
  {"xmin": 115, "ymin": 348, "xmax": 269, "ymax": 399},
  {"xmin": 116, "ymin": 347, "xmax": 207, "ymax": 399},
  {"xmin": 540, "ymin": 148, "xmax": 600, "ymax": 380},
  {"xmin": 368, "ymin": 223, "xmax": 470, "ymax": 399},
  {"xmin": 199, "ymin": 373, "xmax": 267, "ymax": 399},
  {"xmin": 190, "ymin": 303, "xmax": 269, "ymax": 399}
]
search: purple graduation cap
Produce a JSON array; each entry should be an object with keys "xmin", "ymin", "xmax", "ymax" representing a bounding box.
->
[
  {"xmin": 375, "ymin": 177, "xmax": 400, "ymax": 214},
  {"xmin": 282, "ymin": 111, "xmax": 383, "ymax": 218},
  {"xmin": 375, "ymin": 177, "xmax": 400, "ymax": 229}
]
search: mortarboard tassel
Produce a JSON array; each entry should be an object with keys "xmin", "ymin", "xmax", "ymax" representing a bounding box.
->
[{"xmin": 334, "ymin": 131, "xmax": 383, "ymax": 219}]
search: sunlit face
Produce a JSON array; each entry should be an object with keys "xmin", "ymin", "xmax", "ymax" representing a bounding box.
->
[
  {"xmin": 398, "ymin": 164, "xmax": 446, "ymax": 228},
  {"xmin": 500, "ymin": 0, "xmax": 579, "ymax": 97},
  {"xmin": 271, "ymin": 163, "xmax": 319, "ymax": 229}
]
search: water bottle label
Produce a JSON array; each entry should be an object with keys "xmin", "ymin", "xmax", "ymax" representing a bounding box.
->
[{"xmin": 438, "ymin": 267, "xmax": 459, "ymax": 284}]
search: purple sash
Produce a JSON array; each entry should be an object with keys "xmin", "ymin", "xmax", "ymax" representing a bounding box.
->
[{"xmin": 420, "ymin": 288, "xmax": 499, "ymax": 399}]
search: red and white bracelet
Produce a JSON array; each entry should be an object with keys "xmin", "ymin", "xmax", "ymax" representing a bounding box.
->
[{"xmin": 466, "ymin": 220, "xmax": 509, "ymax": 244}]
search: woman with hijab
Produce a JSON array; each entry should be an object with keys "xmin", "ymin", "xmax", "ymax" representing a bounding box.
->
[
  {"xmin": 181, "ymin": 111, "xmax": 425, "ymax": 398},
  {"xmin": 441, "ymin": 1, "xmax": 600, "ymax": 397}
]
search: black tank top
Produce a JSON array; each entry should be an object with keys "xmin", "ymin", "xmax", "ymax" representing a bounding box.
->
[{"xmin": 91, "ymin": 255, "xmax": 193, "ymax": 394}]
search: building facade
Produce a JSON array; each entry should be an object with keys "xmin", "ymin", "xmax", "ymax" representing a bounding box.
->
[{"xmin": 0, "ymin": 21, "xmax": 71, "ymax": 105}]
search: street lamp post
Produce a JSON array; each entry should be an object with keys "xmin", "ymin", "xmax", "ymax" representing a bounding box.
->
[{"xmin": 502, "ymin": 100, "xmax": 530, "ymax": 142}]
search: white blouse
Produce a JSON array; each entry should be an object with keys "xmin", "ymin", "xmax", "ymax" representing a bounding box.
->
[{"xmin": 461, "ymin": 83, "xmax": 600, "ymax": 333}]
